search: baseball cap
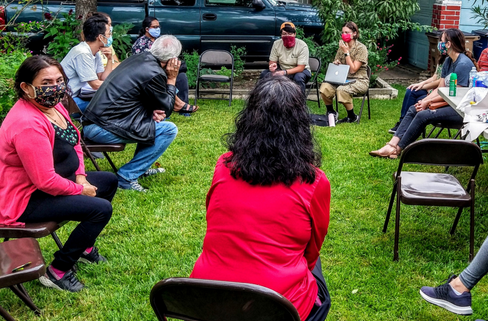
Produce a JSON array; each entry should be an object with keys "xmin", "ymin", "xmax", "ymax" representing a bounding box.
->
[{"xmin": 280, "ymin": 22, "xmax": 296, "ymax": 31}]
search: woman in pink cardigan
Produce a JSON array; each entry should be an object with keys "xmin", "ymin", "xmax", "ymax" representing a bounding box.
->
[{"xmin": 0, "ymin": 56, "xmax": 118, "ymax": 292}]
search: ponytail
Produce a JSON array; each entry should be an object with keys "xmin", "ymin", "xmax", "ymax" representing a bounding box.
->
[{"xmin": 464, "ymin": 50, "xmax": 480, "ymax": 71}]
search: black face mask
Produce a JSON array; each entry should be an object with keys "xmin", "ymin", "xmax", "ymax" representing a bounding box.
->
[{"xmin": 28, "ymin": 82, "xmax": 67, "ymax": 108}]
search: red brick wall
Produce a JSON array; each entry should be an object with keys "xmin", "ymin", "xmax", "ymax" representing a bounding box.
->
[{"xmin": 431, "ymin": 3, "xmax": 461, "ymax": 29}]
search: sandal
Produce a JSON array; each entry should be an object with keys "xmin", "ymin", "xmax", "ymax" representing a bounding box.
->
[
  {"xmin": 369, "ymin": 143, "xmax": 401, "ymax": 159},
  {"xmin": 179, "ymin": 103, "xmax": 199, "ymax": 113}
]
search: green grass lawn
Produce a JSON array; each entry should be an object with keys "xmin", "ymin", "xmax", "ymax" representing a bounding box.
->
[{"xmin": 2, "ymin": 85, "xmax": 488, "ymax": 320}]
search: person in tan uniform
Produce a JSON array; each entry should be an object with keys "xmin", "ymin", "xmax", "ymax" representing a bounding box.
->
[
  {"xmin": 260, "ymin": 22, "xmax": 311, "ymax": 95},
  {"xmin": 320, "ymin": 21, "xmax": 368, "ymax": 123}
]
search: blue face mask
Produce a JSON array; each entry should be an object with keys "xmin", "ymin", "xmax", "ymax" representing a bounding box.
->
[
  {"xmin": 109, "ymin": 26, "xmax": 113, "ymax": 33},
  {"xmin": 148, "ymin": 27, "xmax": 161, "ymax": 38},
  {"xmin": 437, "ymin": 41, "xmax": 448, "ymax": 55},
  {"xmin": 101, "ymin": 34, "xmax": 113, "ymax": 48}
]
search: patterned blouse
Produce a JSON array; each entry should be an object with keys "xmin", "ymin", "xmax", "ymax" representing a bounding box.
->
[{"xmin": 132, "ymin": 35, "xmax": 154, "ymax": 55}]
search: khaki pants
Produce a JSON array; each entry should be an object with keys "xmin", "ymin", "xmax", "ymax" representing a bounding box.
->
[{"xmin": 319, "ymin": 82, "xmax": 353, "ymax": 105}]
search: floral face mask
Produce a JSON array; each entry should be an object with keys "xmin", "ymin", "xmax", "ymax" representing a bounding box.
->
[
  {"xmin": 28, "ymin": 82, "xmax": 67, "ymax": 108},
  {"xmin": 437, "ymin": 41, "xmax": 448, "ymax": 55}
]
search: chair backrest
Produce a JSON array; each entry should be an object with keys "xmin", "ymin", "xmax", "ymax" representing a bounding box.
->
[
  {"xmin": 200, "ymin": 50, "xmax": 234, "ymax": 67},
  {"xmin": 150, "ymin": 278, "xmax": 301, "ymax": 321},
  {"xmin": 397, "ymin": 139, "xmax": 483, "ymax": 179},
  {"xmin": 309, "ymin": 57, "xmax": 321, "ymax": 73}
]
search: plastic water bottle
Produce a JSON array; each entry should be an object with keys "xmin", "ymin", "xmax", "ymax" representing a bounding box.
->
[
  {"xmin": 469, "ymin": 67, "xmax": 477, "ymax": 88},
  {"xmin": 449, "ymin": 73, "xmax": 457, "ymax": 96},
  {"xmin": 328, "ymin": 113, "xmax": 335, "ymax": 127}
]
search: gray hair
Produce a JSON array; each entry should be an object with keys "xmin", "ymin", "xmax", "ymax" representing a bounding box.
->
[{"xmin": 149, "ymin": 35, "xmax": 182, "ymax": 62}]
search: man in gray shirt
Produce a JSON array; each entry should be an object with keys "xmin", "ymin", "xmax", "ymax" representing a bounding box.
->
[{"xmin": 61, "ymin": 15, "xmax": 113, "ymax": 112}]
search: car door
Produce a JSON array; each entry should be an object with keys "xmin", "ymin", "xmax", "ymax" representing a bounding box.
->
[
  {"xmin": 200, "ymin": 0, "xmax": 276, "ymax": 60},
  {"xmin": 150, "ymin": 0, "xmax": 201, "ymax": 53}
]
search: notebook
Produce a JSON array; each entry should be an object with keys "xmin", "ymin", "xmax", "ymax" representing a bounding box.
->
[{"xmin": 324, "ymin": 63, "xmax": 355, "ymax": 85}]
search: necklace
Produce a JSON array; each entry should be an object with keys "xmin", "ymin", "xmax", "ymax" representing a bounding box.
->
[{"xmin": 44, "ymin": 109, "xmax": 67, "ymax": 128}]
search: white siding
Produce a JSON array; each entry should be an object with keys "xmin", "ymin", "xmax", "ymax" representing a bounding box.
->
[{"xmin": 459, "ymin": 0, "xmax": 487, "ymax": 33}]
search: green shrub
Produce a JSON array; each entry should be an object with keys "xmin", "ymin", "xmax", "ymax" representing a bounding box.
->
[
  {"xmin": 230, "ymin": 45, "xmax": 246, "ymax": 77},
  {"xmin": 43, "ymin": 10, "xmax": 81, "ymax": 61},
  {"xmin": 113, "ymin": 23, "xmax": 134, "ymax": 60},
  {"xmin": 0, "ymin": 51, "xmax": 30, "ymax": 120},
  {"xmin": 182, "ymin": 50, "xmax": 200, "ymax": 89}
]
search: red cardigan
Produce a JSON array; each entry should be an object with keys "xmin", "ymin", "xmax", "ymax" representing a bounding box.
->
[
  {"xmin": 191, "ymin": 153, "xmax": 330, "ymax": 320},
  {"xmin": 0, "ymin": 99, "xmax": 85, "ymax": 226}
]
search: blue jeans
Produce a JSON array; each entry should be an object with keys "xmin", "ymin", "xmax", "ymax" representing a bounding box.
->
[
  {"xmin": 400, "ymin": 88, "xmax": 428, "ymax": 121},
  {"xmin": 73, "ymin": 96, "xmax": 91, "ymax": 113},
  {"xmin": 396, "ymin": 105, "xmax": 463, "ymax": 150},
  {"xmin": 83, "ymin": 122, "xmax": 178, "ymax": 182},
  {"xmin": 459, "ymin": 235, "xmax": 488, "ymax": 290}
]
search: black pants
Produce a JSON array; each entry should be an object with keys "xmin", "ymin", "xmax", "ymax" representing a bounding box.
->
[
  {"xmin": 306, "ymin": 258, "xmax": 331, "ymax": 321},
  {"xmin": 18, "ymin": 171, "xmax": 118, "ymax": 271},
  {"xmin": 176, "ymin": 72, "xmax": 189, "ymax": 103}
]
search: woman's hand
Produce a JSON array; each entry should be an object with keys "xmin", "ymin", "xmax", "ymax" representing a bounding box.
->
[
  {"xmin": 408, "ymin": 82, "xmax": 423, "ymax": 91},
  {"xmin": 333, "ymin": 59, "xmax": 341, "ymax": 65},
  {"xmin": 415, "ymin": 99, "xmax": 429, "ymax": 112},
  {"xmin": 339, "ymin": 40, "xmax": 349, "ymax": 54},
  {"xmin": 81, "ymin": 184, "xmax": 97, "ymax": 197},
  {"xmin": 269, "ymin": 62, "xmax": 277, "ymax": 72}
]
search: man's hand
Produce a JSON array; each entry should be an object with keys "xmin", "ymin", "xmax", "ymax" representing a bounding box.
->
[
  {"xmin": 165, "ymin": 58, "xmax": 181, "ymax": 84},
  {"xmin": 153, "ymin": 110, "xmax": 166, "ymax": 122},
  {"xmin": 269, "ymin": 62, "xmax": 277, "ymax": 72},
  {"xmin": 333, "ymin": 59, "xmax": 341, "ymax": 65},
  {"xmin": 101, "ymin": 47, "xmax": 112, "ymax": 60}
]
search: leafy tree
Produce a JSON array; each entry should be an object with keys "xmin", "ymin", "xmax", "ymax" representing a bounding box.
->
[{"xmin": 472, "ymin": 0, "xmax": 488, "ymax": 27}]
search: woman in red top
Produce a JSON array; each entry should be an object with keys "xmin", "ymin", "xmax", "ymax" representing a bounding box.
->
[
  {"xmin": 0, "ymin": 56, "xmax": 117, "ymax": 292},
  {"xmin": 191, "ymin": 76, "xmax": 331, "ymax": 320}
]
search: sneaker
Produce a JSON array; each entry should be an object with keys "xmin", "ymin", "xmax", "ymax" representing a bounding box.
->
[
  {"xmin": 389, "ymin": 122, "xmax": 400, "ymax": 134},
  {"xmin": 39, "ymin": 267, "xmax": 84, "ymax": 292},
  {"xmin": 420, "ymin": 275, "xmax": 473, "ymax": 315},
  {"xmin": 118, "ymin": 176, "xmax": 148, "ymax": 192},
  {"xmin": 337, "ymin": 115, "xmax": 358, "ymax": 124},
  {"xmin": 141, "ymin": 168, "xmax": 166, "ymax": 178},
  {"xmin": 326, "ymin": 110, "xmax": 338, "ymax": 123},
  {"xmin": 78, "ymin": 247, "xmax": 107, "ymax": 264}
]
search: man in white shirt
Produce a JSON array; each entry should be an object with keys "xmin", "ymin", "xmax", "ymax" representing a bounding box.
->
[{"xmin": 61, "ymin": 15, "xmax": 113, "ymax": 112}]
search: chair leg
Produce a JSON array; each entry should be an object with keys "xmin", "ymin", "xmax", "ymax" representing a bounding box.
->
[
  {"xmin": 447, "ymin": 128, "xmax": 452, "ymax": 139},
  {"xmin": 10, "ymin": 284, "xmax": 41, "ymax": 315},
  {"xmin": 81, "ymin": 144, "xmax": 102, "ymax": 171},
  {"xmin": 425, "ymin": 126, "xmax": 436, "ymax": 138},
  {"xmin": 367, "ymin": 90, "xmax": 371, "ymax": 119},
  {"xmin": 469, "ymin": 180, "xmax": 475, "ymax": 262},
  {"xmin": 51, "ymin": 232, "xmax": 63, "ymax": 250},
  {"xmin": 0, "ymin": 305, "xmax": 15, "ymax": 321},
  {"xmin": 450, "ymin": 207, "xmax": 464, "ymax": 235},
  {"xmin": 433, "ymin": 127, "xmax": 444, "ymax": 139},
  {"xmin": 229, "ymin": 79, "xmax": 233, "ymax": 107},
  {"xmin": 394, "ymin": 188, "xmax": 401, "ymax": 261},
  {"xmin": 316, "ymin": 83, "xmax": 321, "ymax": 109},
  {"xmin": 357, "ymin": 95, "xmax": 366, "ymax": 124},
  {"xmin": 335, "ymin": 97, "xmax": 339, "ymax": 113},
  {"xmin": 104, "ymin": 152, "xmax": 118, "ymax": 173},
  {"xmin": 383, "ymin": 183, "xmax": 397, "ymax": 233}
]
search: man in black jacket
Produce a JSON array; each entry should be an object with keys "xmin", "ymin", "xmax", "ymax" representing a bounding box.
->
[{"xmin": 82, "ymin": 35, "xmax": 181, "ymax": 192}]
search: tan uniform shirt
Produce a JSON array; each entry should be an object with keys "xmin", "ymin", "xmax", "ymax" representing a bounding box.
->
[
  {"xmin": 334, "ymin": 40, "xmax": 368, "ymax": 80},
  {"xmin": 270, "ymin": 38, "xmax": 310, "ymax": 71}
]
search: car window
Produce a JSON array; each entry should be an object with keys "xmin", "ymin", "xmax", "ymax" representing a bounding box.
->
[
  {"xmin": 206, "ymin": 0, "xmax": 253, "ymax": 7},
  {"xmin": 160, "ymin": 0, "xmax": 195, "ymax": 6}
]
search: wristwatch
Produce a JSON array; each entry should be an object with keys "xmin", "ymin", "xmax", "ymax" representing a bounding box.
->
[
  {"xmin": 284, "ymin": 70, "xmax": 288, "ymax": 75},
  {"xmin": 345, "ymin": 52, "xmax": 350, "ymax": 57}
]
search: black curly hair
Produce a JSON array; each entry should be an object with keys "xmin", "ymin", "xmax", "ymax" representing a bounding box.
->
[{"xmin": 224, "ymin": 76, "xmax": 321, "ymax": 186}]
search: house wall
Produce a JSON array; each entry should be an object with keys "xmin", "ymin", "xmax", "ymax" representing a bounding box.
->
[
  {"xmin": 407, "ymin": 0, "xmax": 436, "ymax": 69},
  {"xmin": 459, "ymin": 0, "xmax": 487, "ymax": 33}
]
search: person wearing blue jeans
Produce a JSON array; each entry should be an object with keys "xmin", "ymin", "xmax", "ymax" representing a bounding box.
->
[
  {"xmin": 419, "ymin": 235, "xmax": 488, "ymax": 317},
  {"xmin": 82, "ymin": 35, "xmax": 183, "ymax": 191},
  {"xmin": 370, "ymin": 28, "xmax": 478, "ymax": 158},
  {"xmin": 83, "ymin": 121, "xmax": 177, "ymax": 191}
]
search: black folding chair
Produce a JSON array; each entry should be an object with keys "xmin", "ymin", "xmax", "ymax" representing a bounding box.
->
[
  {"xmin": 334, "ymin": 65, "xmax": 371, "ymax": 123},
  {"xmin": 383, "ymin": 139, "xmax": 483, "ymax": 261},
  {"xmin": 150, "ymin": 277, "xmax": 300, "ymax": 321},
  {"xmin": 305, "ymin": 57, "xmax": 321, "ymax": 108}
]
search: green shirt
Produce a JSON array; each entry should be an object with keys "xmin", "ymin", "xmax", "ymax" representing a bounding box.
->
[{"xmin": 269, "ymin": 38, "xmax": 310, "ymax": 71}]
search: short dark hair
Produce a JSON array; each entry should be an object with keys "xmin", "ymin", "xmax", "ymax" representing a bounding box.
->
[
  {"xmin": 343, "ymin": 21, "xmax": 359, "ymax": 39},
  {"xmin": 14, "ymin": 55, "xmax": 68, "ymax": 100},
  {"xmin": 83, "ymin": 15, "xmax": 109, "ymax": 42},
  {"xmin": 224, "ymin": 76, "xmax": 321, "ymax": 186},
  {"xmin": 139, "ymin": 16, "xmax": 158, "ymax": 37}
]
